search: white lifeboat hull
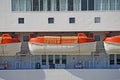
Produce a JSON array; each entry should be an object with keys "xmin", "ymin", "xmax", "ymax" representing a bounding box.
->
[
  {"xmin": 28, "ymin": 42, "xmax": 96, "ymax": 55},
  {"xmin": 0, "ymin": 43, "xmax": 21, "ymax": 56},
  {"xmin": 104, "ymin": 42, "xmax": 120, "ymax": 54}
]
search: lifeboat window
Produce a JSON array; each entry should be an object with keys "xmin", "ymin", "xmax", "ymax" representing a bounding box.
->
[
  {"xmin": 62, "ymin": 55, "xmax": 66, "ymax": 64},
  {"xmin": 117, "ymin": 54, "xmax": 120, "ymax": 65},
  {"xmin": 55, "ymin": 55, "xmax": 60, "ymax": 64},
  {"xmin": 42, "ymin": 55, "xmax": 46, "ymax": 65},
  {"xmin": 109, "ymin": 54, "xmax": 114, "ymax": 65}
]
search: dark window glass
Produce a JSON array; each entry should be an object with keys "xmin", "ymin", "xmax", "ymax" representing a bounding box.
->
[
  {"xmin": 110, "ymin": 54, "xmax": 114, "ymax": 65},
  {"xmin": 68, "ymin": 0, "xmax": 73, "ymax": 11},
  {"xmin": 95, "ymin": 17, "xmax": 100, "ymax": 23},
  {"xmin": 55, "ymin": 55, "xmax": 60, "ymax": 64},
  {"xmin": 81, "ymin": 0, "xmax": 87, "ymax": 11},
  {"xmin": 47, "ymin": 0, "xmax": 51, "ymax": 11},
  {"xmin": 88, "ymin": 0, "xmax": 94, "ymax": 10},
  {"xmin": 48, "ymin": 18, "xmax": 54, "ymax": 23},
  {"xmin": 56, "ymin": 0, "xmax": 60, "ymax": 11},
  {"xmin": 40, "ymin": 0, "xmax": 43, "ymax": 11},
  {"xmin": 117, "ymin": 55, "xmax": 120, "ymax": 65},
  {"xmin": 62, "ymin": 55, "xmax": 66, "ymax": 64},
  {"xmin": 33, "ymin": 0, "xmax": 39, "ymax": 11},
  {"xmin": 49, "ymin": 55, "xmax": 53, "ymax": 64},
  {"xmin": 69, "ymin": 17, "xmax": 75, "ymax": 23},
  {"xmin": 42, "ymin": 55, "xmax": 46, "ymax": 65},
  {"xmin": 18, "ymin": 18, "xmax": 24, "ymax": 24}
]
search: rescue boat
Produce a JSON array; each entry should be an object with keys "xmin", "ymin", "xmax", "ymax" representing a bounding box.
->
[
  {"xmin": 104, "ymin": 35, "xmax": 120, "ymax": 54},
  {"xmin": 0, "ymin": 34, "xmax": 21, "ymax": 56},
  {"xmin": 28, "ymin": 33, "xmax": 96, "ymax": 55}
]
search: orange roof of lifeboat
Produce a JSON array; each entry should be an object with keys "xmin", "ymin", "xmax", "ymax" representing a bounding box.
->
[
  {"xmin": 29, "ymin": 36, "xmax": 60, "ymax": 44},
  {"xmin": 0, "ymin": 34, "xmax": 20, "ymax": 44},
  {"xmin": 104, "ymin": 35, "xmax": 120, "ymax": 43},
  {"xmin": 78, "ymin": 33, "xmax": 94, "ymax": 43}
]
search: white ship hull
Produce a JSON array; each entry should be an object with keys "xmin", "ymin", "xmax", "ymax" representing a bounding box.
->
[
  {"xmin": 104, "ymin": 42, "xmax": 120, "ymax": 54},
  {"xmin": 0, "ymin": 43, "xmax": 21, "ymax": 56},
  {"xmin": 28, "ymin": 42, "xmax": 96, "ymax": 55}
]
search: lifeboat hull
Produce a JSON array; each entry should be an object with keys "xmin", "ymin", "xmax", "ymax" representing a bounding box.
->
[
  {"xmin": 79, "ymin": 42, "xmax": 96, "ymax": 54},
  {"xmin": 0, "ymin": 43, "xmax": 21, "ymax": 56},
  {"xmin": 104, "ymin": 42, "xmax": 120, "ymax": 54},
  {"xmin": 28, "ymin": 42, "xmax": 96, "ymax": 55}
]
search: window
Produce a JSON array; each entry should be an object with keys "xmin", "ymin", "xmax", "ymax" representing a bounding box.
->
[
  {"xmin": 69, "ymin": 17, "xmax": 75, "ymax": 23},
  {"xmin": 55, "ymin": 55, "xmax": 60, "ymax": 64},
  {"xmin": 12, "ymin": 0, "xmax": 19, "ymax": 11},
  {"xmin": 117, "ymin": 54, "xmax": 120, "ymax": 65},
  {"xmin": 109, "ymin": 54, "xmax": 114, "ymax": 65},
  {"xmin": 54, "ymin": 0, "xmax": 60, "ymax": 11},
  {"xmin": 74, "ymin": 0, "xmax": 80, "ymax": 11},
  {"xmin": 19, "ymin": 0, "xmax": 26, "ymax": 11},
  {"xmin": 81, "ymin": 0, "xmax": 87, "ymax": 11},
  {"xmin": 117, "ymin": 0, "xmax": 120, "ymax": 10},
  {"xmin": 40, "ymin": 0, "xmax": 43, "ymax": 11},
  {"xmin": 94, "ymin": 35, "xmax": 100, "ymax": 41},
  {"xmin": 18, "ymin": 18, "xmax": 24, "ymax": 24},
  {"xmin": 62, "ymin": 55, "xmax": 66, "ymax": 64},
  {"xmin": 43, "ymin": 0, "xmax": 47, "ymax": 11},
  {"xmin": 109, "ymin": 0, "xmax": 115, "ymax": 10},
  {"xmin": 33, "ymin": 0, "xmax": 39, "ymax": 11},
  {"xmin": 47, "ymin": 0, "xmax": 51, "ymax": 11},
  {"xmin": 88, "ymin": 0, "xmax": 94, "ymax": 10},
  {"xmin": 68, "ymin": 0, "xmax": 73, "ymax": 11},
  {"xmin": 60, "ymin": 0, "xmax": 66, "ymax": 11},
  {"xmin": 48, "ymin": 18, "xmax": 54, "ymax": 23},
  {"xmin": 95, "ymin": 0, "xmax": 101, "ymax": 10},
  {"xmin": 23, "ymin": 36, "xmax": 29, "ymax": 42},
  {"xmin": 42, "ymin": 55, "xmax": 46, "ymax": 65},
  {"xmin": 95, "ymin": 17, "xmax": 100, "ymax": 23},
  {"xmin": 26, "ymin": 0, "xmax": 32, "ymax": 11},
  {"xmin": 48, "ymin": 55, "xmax": 53, "ymax": 64},
  {"xmin": 102, "ymin": 0, "xmax": 108, "ymax": 10}
]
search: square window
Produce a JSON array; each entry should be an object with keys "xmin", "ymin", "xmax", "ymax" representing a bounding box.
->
[
  {"xmin": 69, "ymin": 17, "xmax": 75, "ymax": 23},
  {"xmin": 95, "ymin": 17, "xmax": 100, "ymax": 23},
  {"xmin": 18, "ymin": 18, "xmax": 24, "ymax": 24},
  {"xmin": 48, "ymin": 18, "xmax": 54, "ymax": 24}
]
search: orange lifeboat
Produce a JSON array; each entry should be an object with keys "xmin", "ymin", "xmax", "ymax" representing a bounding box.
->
[
  {"xmin": 104, "ymin": 35, "xmax": 120, "ymax": 54},
  {"xmin": 78, "ymin": 33, "xmax": 94, "ymax": 43},
  {"xmin": 28, "ymin": 33, "xmax": 96, "ymax": 55},
  {"xmin": 77, "ymin": 33, "xmax": 96, "ymax": 53},
  {"xmin": 0, "ymin": 34, "xmax": 21, "ymax": 56}
]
